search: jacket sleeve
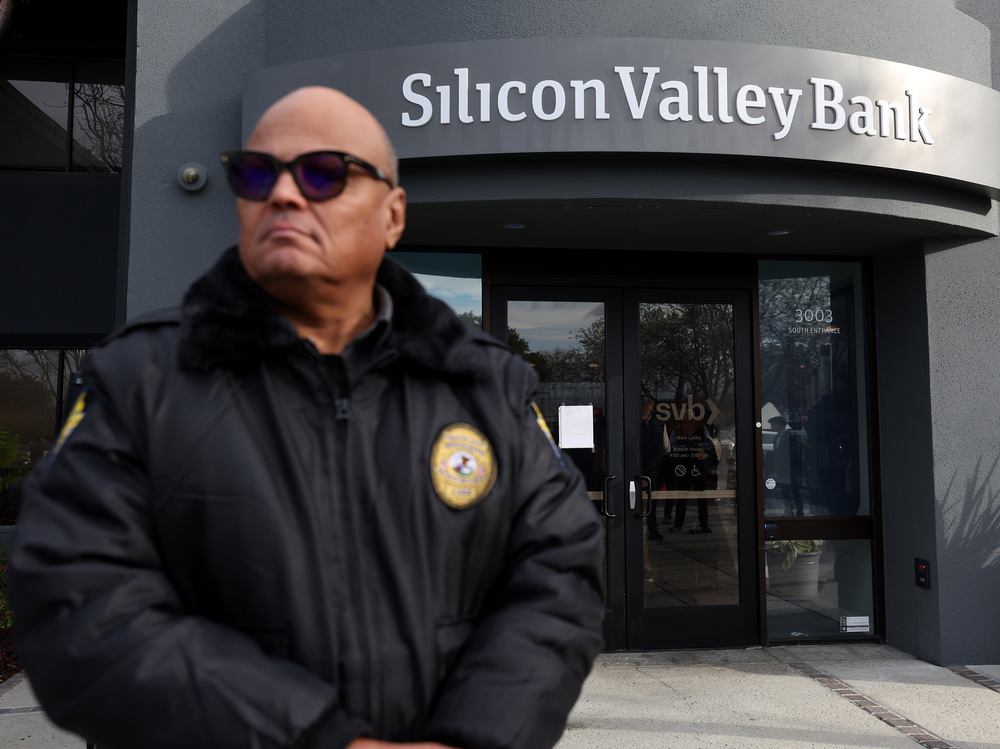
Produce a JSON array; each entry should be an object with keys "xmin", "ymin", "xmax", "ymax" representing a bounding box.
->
[
  {"xmin": 425, "ymin": 356, "xmax": 606, "ymax": 749},
  {"xmin": 7, "ymin": 352, "xmax": 368, "ymax": 749}
]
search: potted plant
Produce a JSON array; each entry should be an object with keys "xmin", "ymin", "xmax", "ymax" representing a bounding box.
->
[{"xmin": 765, "ymin": 539, "xmax": 823, "ymax": 598}]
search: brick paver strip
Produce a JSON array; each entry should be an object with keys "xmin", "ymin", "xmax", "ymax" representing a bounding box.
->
[
  {"xmin": 0, "ymin": 705, "xmax": 43, "ymax": 714},
  {"xmin": 948, "ymin": 666, "xmax": 1000, "ymax": 693},
  {"xmin": 788, "ymin": 662, "xmax": 960, "ymax": 749}
]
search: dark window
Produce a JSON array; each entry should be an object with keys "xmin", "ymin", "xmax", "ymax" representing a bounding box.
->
[
  {"xmin": 0, "ymin": 57, "xmax": 124, "ymax": 173},
  {"xmin": 0, "ymin": 0, "xmax": 127, "ymax": 174}
]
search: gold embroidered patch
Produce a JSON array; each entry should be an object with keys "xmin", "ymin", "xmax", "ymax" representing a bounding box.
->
[
  {"xmin": 430, "ymin": 423, "xmax": 497, "ymax": 509},
  {"xmin": 52, "ymin": 391, "xmax": 87, "ymax": 455}
]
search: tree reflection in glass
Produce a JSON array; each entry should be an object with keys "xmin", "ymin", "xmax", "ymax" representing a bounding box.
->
[
  {"xmin": 638, "ymin": 303, "xmax": 739, "ymax": 608},
  {"xmin": 758, "ymin": 263, "xmax": 869, "ymax": 518}
]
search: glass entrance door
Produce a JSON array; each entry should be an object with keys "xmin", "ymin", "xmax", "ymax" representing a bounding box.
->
[{"xmin": 496, "ymin": 287, "xmax": 757, "ymax": 650}]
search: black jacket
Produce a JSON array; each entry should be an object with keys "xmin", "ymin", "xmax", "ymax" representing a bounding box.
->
[{"xmin": 9, "ymin": 248, "xmax": 605, "ymax": 749}]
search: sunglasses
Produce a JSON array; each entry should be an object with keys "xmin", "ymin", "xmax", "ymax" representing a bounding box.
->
[{"xmin": 220, "ymin": 150, "xmax": 394, "ymax": 202}]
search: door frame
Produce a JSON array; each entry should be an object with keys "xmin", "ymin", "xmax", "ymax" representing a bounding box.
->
[
  {"xmin": 491, "ymin": 283, "xmax": 760, "ymax": 650},
  {"xmin": 621, "ymin": 287, "xmax": 759, "ymax": 649}
]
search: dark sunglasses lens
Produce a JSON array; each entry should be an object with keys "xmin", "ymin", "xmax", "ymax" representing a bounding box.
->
[
  {"xmin": 295, "ymin": 153, "xmax": 347, "ymax": 200},
  {"xmin": 227, "ymin": 153, "xmax": 278, "ymax": 200}
]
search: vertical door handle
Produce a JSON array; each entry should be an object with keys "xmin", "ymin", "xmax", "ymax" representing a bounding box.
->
[
  {"xmin": 602, "ymin": 475, "xmax": 617, "ymax": 518},
  {"xmin": 634, "ymin": 474, "xmax": 652, "ymax": 517}
]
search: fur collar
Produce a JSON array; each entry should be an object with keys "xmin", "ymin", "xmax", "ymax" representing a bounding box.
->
[{"xmin": 178, "ymin": 247, "xmax": 497, "ymax": 379}]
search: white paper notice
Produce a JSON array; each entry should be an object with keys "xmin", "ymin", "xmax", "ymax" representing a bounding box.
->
[{"xmin": 558, "ymin": 405, "xmax": 594, "ymax": 449}]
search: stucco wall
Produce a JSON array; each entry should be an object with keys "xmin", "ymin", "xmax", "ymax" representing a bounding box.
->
[
  {"xmin": 877, "ymin": 234, "xmax": 1000, "ymax": 667},
  {"xmin": 128, "ymin": 0, "xmax": 994, "ymax": 316},
  {"xmin": 959, "ymin": 0, "xmax": 1000, "ymax": 88},
  {"xmin": 128, "ymin": 1, "xmax": 264, "ymax": 316},
  {"xmin": 263, "ymin": 0, "xmax": 989, "ymax": 84},
  {"xmin": 921, "ymin": 237, "xmax": 1000, "ymax": 664},
  {"xmin": 126, "ymin": 0, "xmax": 1000, "ymax": 661},
  {"xmin": 905, "ymin": 0, "xmax": 1000, "ymax": 665},
  {"xmin": 875, "ymin": 247, "xmax": 942, "ymax": 661}
]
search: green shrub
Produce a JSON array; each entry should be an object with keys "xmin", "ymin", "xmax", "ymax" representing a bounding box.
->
[
  {"xmin": 0, "ymin": 547, "xmax": 18, "ymax": 677},
  {"xmin": 0, "ymin": 424, "xmax": 31, "ymax": 524}
]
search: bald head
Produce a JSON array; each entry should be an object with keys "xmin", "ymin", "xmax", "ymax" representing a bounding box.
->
[
  {"xmin": 248, "ymin": 86, "xmax": 398, "ymax": 185},
  {"xmin": 234, "ymin": 85, "xmax": 407, "ymax": 354}
]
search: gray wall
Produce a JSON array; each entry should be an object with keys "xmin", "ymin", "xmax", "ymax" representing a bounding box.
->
[
  {"xmin": 128, "ymin": 1, "xmax": 264, "ymax": 315},
  {"xmin": 920, "ymin": 234, "xmax": 1000, "ymax": 664},
  {"xmin": 892, "ymin": 0, "xmax": 1000, "ymax": 665},
  {"xmin": 262, "ymin": 0, "xmax": 989, "ymax": 83},
  {"xmin": 128, "ymin": 0, "xmax": 994, "ymax": 316},
  {"xmin": 874, "ymin": 247, "xmax": 942, "ymax": 662},
  {"xmin": 128, "ymin": 0, "xmax": 1000, "ymax": 662},
  {"xmin": 875, "ymin": 231, "xmax": 1000, "ymax": 667}
]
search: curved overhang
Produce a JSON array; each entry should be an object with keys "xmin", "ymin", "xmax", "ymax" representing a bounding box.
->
[
  {"xmin": 243, "ymin": 38, "xmax": 1000, "ymax": 250},
  {"xmin": 245, "ymin": 38, "xmax": 1000, "ymax": 196},
  {"xmin": 396, "ymin": 155, "xmax": 997, "ymax": 254}
]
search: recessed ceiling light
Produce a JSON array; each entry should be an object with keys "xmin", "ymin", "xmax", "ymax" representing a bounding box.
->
[{"xmin": 767, "ymin": 229, "xmax": 790, "ymax": 236}]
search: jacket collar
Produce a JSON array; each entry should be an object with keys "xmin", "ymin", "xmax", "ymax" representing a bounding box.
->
[{"xmin": 179, "ymin": 246, "xmax": 496, "ymax": 379}]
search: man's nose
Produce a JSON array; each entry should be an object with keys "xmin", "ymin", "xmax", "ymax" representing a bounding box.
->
[{"xmin": 269, "ymin": 168, "xmax": 307, "ymax": 206}]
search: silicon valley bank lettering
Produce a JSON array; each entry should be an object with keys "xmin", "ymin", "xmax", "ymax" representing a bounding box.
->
[{"xmin": 402, "ymin": 66, "xmax": 934, "ymax": 144}]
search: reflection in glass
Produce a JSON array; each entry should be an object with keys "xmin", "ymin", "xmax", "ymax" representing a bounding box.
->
[
  {"xmin": 392, "ymin": 252, "xmax": 482, "ymax": 328},
  {"xmin": 0, "ymin": 80, "xmax": 69, "ymax": 170},
  {"xmin": 59, "ymin": 349, "xmax": 89, "ymax": 417},
  {"xmin": 72, "ymin": 82, "xmax": 125, "ymax": 173},
  {"xmin": 765, "ymin": 539, "xmax": 875, "ymax": 640},
  {"xmin": 1, "ymin": 61, "xmax": 124, "ymax": 173},
  {"xmin": 1, "ymin": 350, "xmax": 58, "ymax": 524},
  {"xmin": 0, "ymin": 349, "xmax": 88, "ymax": 524},
  {"xmin": 508, "ymin": 301, "xmax": 607, "ymax": 602},
  {"xmin": 639, "ymin": 303, "xmax": 739, "ymax": 608},
  {"xmin": 758, "ymin": 262, "xmax": 870, "ymax": 517}
]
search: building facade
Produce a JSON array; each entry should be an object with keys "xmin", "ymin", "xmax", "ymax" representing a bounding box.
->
[{"xmin": 2, "ymin": 0, "xmax": 999, "ymax": 665}]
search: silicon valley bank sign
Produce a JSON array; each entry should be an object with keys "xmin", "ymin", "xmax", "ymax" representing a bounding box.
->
[
  {"xmin": 401, "ymin": 67, "xmax": 933, "ymax": 145},
  {"xmin": 244, "ymin": 38, "xmax": 1000, "ymax": 196}
]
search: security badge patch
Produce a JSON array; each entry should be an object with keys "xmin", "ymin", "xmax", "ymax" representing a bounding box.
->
[{"xmin": 430, "ymin": 423, "xmax": 497, "ymax": 509}]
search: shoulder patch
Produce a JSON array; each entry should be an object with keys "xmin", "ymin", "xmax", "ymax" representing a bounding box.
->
[
  {"xmin": 531, "ymin": 401, "xmax": 564, "ymax": 465},
  {"xmin": 430, "ymin": 423, "xmax": 497, "ymax": 509},
  {"xmin": 51, "ymin": 388, "xmax": 89, "ymax": 458}
]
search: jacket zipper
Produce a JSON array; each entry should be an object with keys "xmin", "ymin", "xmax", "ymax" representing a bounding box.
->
[
  {"xmin": 307, "ymin": 341, "xmax": 397, "ymax": 732},
  {"xmin": 343, "ymin": 347, "xmax": 396, "ymax": 733}
]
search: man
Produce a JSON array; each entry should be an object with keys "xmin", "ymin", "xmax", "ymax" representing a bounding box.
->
[
  {"xmin": 768, "ymin": 414, "xmax": 804, "ymax": 516},
  {"xmin": 9, "ymin": 87, "xmax": 605, "ymax": 749},
  {"xmin": 639, "ymin": 398, "xmax": 666, "ymax": 540}
]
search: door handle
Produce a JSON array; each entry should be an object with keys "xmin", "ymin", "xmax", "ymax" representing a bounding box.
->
[
  {"xmin": 634, "ymin": 474, "xmax": 652, "ymax": 517},
  {"xmin": 601, "ymin": 475, "xmax": 617, "ymax": 518}
]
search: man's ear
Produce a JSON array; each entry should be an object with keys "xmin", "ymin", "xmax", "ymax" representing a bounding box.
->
[{"xmin": 383, "ymin": 187, "xmax": 407, "ymax": 250}]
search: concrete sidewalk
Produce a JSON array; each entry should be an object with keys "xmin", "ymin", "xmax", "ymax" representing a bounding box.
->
[
  {"xmin": 557, "ymin": 644, "xmax": 1000, "ymax": 749},
  {"xmin": 1, "ymin": 644, "xmax": 998, "ymax": 748}
]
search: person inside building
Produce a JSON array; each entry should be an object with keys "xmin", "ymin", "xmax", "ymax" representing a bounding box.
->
[
  {"xmin": 768, "ymin": 414, "xmax": 804, "ymax": 516},
  {"xmin": 8, "ymin": 86, "xmax": 605, "ymax": 749},
  {"xmin": 640, "ymin": 397, "xmax": 667, "ymax": 540}
]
